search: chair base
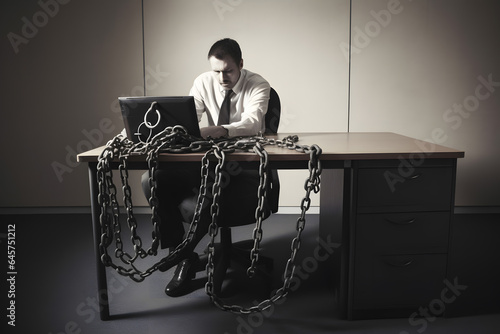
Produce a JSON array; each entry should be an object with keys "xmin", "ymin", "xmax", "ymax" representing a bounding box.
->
[{"xmin": 197, "ymin": 226, "xmax": 274, "ymax": 296}]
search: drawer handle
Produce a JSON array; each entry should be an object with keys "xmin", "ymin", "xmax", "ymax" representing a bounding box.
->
[
  {"xmin": 386, "ymin": 218, "xmax": 416, "ymax": 225},
  {"xmin": 409, "ymin": 173, "xmax": 421, "ymax": 180},
  {"xmin": 385, "ymin": 259, "xmax": 414, "ymax": 267}
]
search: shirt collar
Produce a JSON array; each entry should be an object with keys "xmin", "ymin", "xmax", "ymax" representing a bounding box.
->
[{"xmin": 219, "ymin": 69, "xmax": 246, "ymax": 96}]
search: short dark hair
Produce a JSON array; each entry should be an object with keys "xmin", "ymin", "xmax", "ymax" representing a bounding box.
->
[{"xmin": 207, "ymin": 38, "xmax": 242, "ymax": 65}]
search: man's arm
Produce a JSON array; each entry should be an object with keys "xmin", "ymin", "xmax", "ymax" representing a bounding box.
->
[
  {"xmin": 223, "ymin": 82, "xmax": 270, "ymax": 137},
  {"xmin": 200, "ymin": 126, "xmax": 228, "ymax": 139},
  {"xmin": 189, "ymin": 75, "xmax": 210, "ymax": 124}
]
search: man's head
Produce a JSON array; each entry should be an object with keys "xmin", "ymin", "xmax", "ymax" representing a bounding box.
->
[{"xmin": 208, "ymin": 38, "xmax": 243, "ymax": 90}]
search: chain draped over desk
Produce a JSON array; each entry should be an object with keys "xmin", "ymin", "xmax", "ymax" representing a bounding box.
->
[{"xmin": 96, "ymin": 125, "xmax": 322, "ymax": 314}]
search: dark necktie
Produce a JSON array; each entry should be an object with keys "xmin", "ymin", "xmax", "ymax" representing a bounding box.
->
[{"xmin": 217, "ymin": 90, "xmax": 233, "ymax": 125}]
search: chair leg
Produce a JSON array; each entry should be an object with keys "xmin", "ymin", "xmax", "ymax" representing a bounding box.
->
[
  {"xmin": 213, "ymin": 227, "xmax": 232, "ymax": 294},
  {"xmin": 208, "ymin": 226, "xmax": 275, "ymax": 296}
]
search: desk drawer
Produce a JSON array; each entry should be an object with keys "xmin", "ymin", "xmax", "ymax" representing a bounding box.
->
[
  {"xmin": 356, "ymin": 167, "xmax": 453, "ymax": 213},
  {"xmin": 356, "ymin": 212, "xmax": 450, "ymax": 254},
  {"xmin": 353, "ymin": 254, "xmax": 447, "ymax": 309}
]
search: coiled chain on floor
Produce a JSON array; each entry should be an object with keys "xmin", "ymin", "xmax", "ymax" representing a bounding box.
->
[{"xmin": 96, "ymin": 125, "xmax": 322, "ymax": 313}]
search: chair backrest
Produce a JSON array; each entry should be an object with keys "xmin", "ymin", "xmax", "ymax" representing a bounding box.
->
[
  {"xmin": 265, "ymin": 87, "xmax": 280, "ymax": 213},
  {"xmin": 265, "ymin": 87, "xmax": 280, "ymax": 134}
]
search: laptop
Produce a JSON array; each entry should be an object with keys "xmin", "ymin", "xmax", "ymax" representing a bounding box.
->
[{"xmin": 119, "ymin": 96, "xmax": 201, "ymax": 143}]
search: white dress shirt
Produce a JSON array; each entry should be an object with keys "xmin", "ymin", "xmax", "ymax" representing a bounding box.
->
[{"xmin": 189, "ymin": 69, "xmax": 270, "ymax": 137}]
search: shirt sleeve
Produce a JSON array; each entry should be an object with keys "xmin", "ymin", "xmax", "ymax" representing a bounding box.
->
[
  {"xmin": 188, "ymin": 76, "xmax": 209, "ymax": 123},
  {"xmin": 225, "ymin": 80, "xmax": 271, "ymax": 137}
]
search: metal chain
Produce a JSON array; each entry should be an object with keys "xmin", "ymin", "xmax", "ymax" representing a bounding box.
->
[
  {"xmin": 96, "ymin": 126, "xmax": 322, "ymax": 313},
  {"xmin": 247, "ymin": 142, "xmax": 269, "ymax": 277},
  {"xmin": 97, "ymin": 127, "xmax": 213, "ymax": 281},
  {"xmin": 204, "ymin": 141, "xmax": 322, "ymax": 314}
]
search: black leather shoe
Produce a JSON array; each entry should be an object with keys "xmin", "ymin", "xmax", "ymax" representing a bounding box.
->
[{"xmin": 165, "ymin": 253, "xmax": 199, "ymax": 297}]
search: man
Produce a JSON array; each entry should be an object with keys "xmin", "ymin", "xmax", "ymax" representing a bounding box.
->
[
  {"xmin": 192, "ymin": 38, "xmax": 270, "ymax": 139},
  {"xmin": 142, "ymin": 38, "xmax": 272, "ymax": 296}
]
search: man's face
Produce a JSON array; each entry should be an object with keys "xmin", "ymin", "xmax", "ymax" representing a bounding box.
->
[{"xmin": 209, "ymin": 56, "xmax": 243, "ymax": 90}]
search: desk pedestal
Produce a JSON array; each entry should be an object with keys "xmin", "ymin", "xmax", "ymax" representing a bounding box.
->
[{"xmin": 320, "ymin": 159, "xmax": 457, "ymax": 320}]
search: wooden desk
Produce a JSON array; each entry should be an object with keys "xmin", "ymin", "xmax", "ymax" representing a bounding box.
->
[{"xmin": 78, "ymin": 132, "xmax": 464, "ymax": 320}]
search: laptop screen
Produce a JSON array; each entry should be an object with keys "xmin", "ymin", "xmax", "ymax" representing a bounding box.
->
[{"xmin": 119, "ymin": 96, "xmax": 201, "ymax": 143}]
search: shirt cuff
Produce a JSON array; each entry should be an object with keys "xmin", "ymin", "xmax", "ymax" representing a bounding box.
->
[{"xmin": 223, "ymin": 125, "xmax": 234, "ymax": 137}]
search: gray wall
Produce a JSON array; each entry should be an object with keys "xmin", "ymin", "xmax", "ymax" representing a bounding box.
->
[
  {"xmin": 1, "ymin": 0, "xmax": 144, "ymax": 207},
  {"xmin": 1, "ymin": 0, "xmax": 499, "ymax": 209},
  {"xmin": 349, "ymin": 0, "xmax": 500, "ymax": 206}
]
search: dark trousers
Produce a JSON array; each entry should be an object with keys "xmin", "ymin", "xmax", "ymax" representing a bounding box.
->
[{"xmin": 141, "ymin": 163, "xmax": 269, "ymax": 250}]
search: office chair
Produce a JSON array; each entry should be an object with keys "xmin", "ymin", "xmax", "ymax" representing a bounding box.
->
[
  {"xmin": 185, "ymin": 87, "xmax": 281, "ymax": 294},
  {"xmin": 213, "ymin": 87, "xmax": 280, "ymax": 293}
]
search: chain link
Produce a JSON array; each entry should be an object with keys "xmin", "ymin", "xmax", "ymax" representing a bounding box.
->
[{"xmin": 96, "ymin": 126, "xmax": 322, "ymax": 312}]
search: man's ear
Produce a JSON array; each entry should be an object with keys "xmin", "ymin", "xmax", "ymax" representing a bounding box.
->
[{"xmin": 239, "ymin": 59, "xmax": 244, "ymax": 70}]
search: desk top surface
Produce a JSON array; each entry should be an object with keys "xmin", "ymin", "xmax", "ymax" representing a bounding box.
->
[{"xmin": 77, "ymin": 132, "xmax": 465, "ymax": 163}]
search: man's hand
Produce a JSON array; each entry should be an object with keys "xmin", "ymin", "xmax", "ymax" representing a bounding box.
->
[{"xmin": 200, "ymin": 126, "xmax": 229, "ymax": 139}]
